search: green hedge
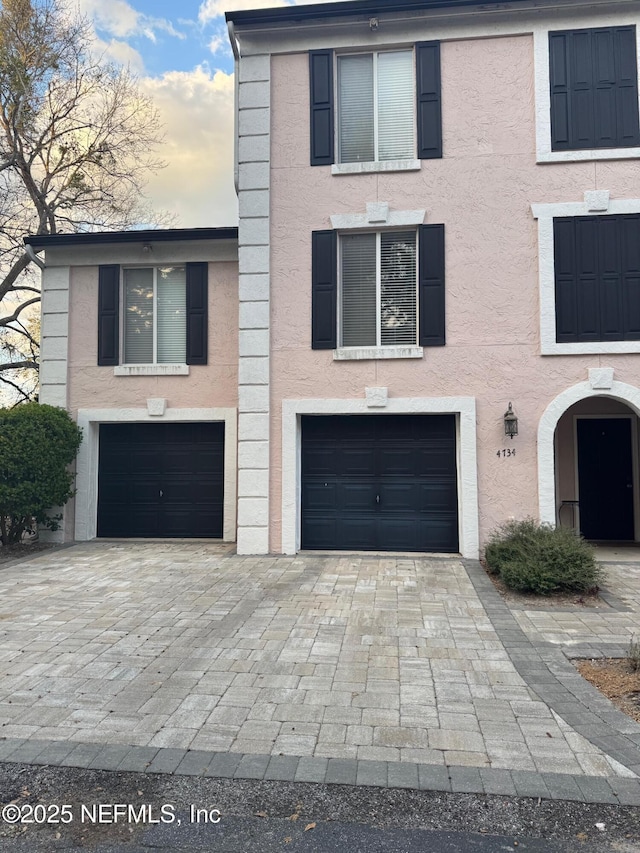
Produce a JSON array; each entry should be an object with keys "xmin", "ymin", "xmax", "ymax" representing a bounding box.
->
[
  {"xmin": 484, "ymin": 518, "xmax": 601, "ymax": 596},
  {"xmin": 0, "ymin": 403, "xmax": 82, "ymax": 546}
]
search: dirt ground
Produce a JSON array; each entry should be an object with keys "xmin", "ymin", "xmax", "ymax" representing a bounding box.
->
[
  {"xmin": 576, "ymin": 659, "xmax": 640, "ymax": 724},
  {"xmin": 0, "ymin": 541, "xmax": 58, "ymax": 566}
]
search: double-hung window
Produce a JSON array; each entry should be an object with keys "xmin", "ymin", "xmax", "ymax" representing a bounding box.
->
[
  {"xmin": 340, "ymin": 230, "xmax": 417, "ymax": 347},
  {"xmin": 124, "ymin": 266, "xmax": 186, "ymax": 364},
  {"xmin": 309, "ymin": 42, "xmax": 442, "ymax": 167},
  {"xmin": 311, "ymin": 224, "xmax": 445, "ymax": 354},
  {"xmin": 97, "ymin": 261, "xmax": 208, "ymax": 368},
  {"xmin": 337, "ymin": 51, "xmax": 415, "ymax": 163}
]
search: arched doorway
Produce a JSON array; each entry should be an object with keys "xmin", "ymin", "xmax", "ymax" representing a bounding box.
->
[{"xmin": 538, "ymin": 379, "xmax": 640, "ymax": 542}]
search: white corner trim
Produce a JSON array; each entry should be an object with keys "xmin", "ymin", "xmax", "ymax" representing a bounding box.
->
[
  {"xmin": 534, "ymin": 17, "xmax": 640, "ymax": 164},
  {"xmin": 330, "ymin": 210, "xmax": 426, "ymax": 230},
  {"xmin": 74, "ymin": 407, "xmax": 237, "ymax": 543},
  {"xmin": 281, "ymin": 396, "xmax": 479, "ymax": 559},
  {"xmin": 40, "ymin": 265, "xmax": 70, "ymax": 408},
  {"xmin": 334, "ymin": 346, "xmax": 423, "ymax": 361},
  {"xmin": 114, "ymin": 364, "xmax": 190, "ymax": 376},
  {"xmin": 538, "ymin": 380, "xmax": 640, "ymax": 526},
  {"xmin": 331, "ymin": 159, "xmax": 420, "ymax": 175},
  {"xmin": 533, "ymin": 196, "xmax": 640, "ymax": 355}
]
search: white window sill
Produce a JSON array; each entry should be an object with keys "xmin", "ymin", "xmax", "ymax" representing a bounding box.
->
[
  {"xmin": 537, "ymin": 146, "xmax": 640, "ymax": 163},
  {"xmin": 114, "ymin": 364, "xmax": 190, "ymax": 376},
  {"xmin": 331, "ymin": 159, "xmax": 421, "ymax": 175},
  {"xmin": 334, "ymin": 346, "xmax": 423, "ymax": 361},
  {"xmin": 542, "ymin": 341, "xmax": 640, "ymax": 356}
]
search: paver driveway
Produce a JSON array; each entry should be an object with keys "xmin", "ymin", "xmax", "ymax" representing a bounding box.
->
[{"xmin": 0, "ymin": 542, "xmax": 636, "ymax": 779}]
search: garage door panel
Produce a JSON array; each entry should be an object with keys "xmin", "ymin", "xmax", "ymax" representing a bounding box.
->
[
  {"xmin": 303, "ymin": 447, "xmax": 336, "ymax": 476},
  {"xmin": 301, "ymin": 414, "xmax": 458, "ymax": 553},
  {"xmin": 198, "ymin": 447, "xmax": 225, "ymax": 473},
  {"xmin": 97, "ymin": 423, "xmax": 224, "ymax": 539},
  {"xmin": 339, "ymin": 482, "xmax": 377, "ymax": 511},
  {"xmin": 337, "ymin": 517, "xmax": 377, "ymax": 549},
  {"xmin": 303, "ymin": 482, "xmax": 336, "ymax": 510},
  {"xmin": 419, "ymin": 481, "xmax": 458, "ymax": 512},
  {"xmin": 130, "ymin": 477, "xmax": 161, "ymax": 503},
  {"xmin": 340, "ymin": 446, "xmax": 376, "ymax": 474},
  {"xmin": 302, "ymin": 517, "xmax": 336, "ymax": 549},
  {"xmin": 378, "ymin": 447, "xmax": 415, "ymax": 475},
  {"xmin": 416, "ymin": 517, "xmax": 459, "ymax": 552}
]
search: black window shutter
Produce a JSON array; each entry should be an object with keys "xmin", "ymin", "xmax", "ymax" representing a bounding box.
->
[
  {"xmin": 98, "ymin": 264, "xmax": 120, "ymax": 366},
  {"xmin": 309, "ymin": 50, "xmax": 335, "ymax": 166},
  {"xmin": 553, "ymin": 218, "xmax": 579, "ymax": 342},
  {"xmin": 549, "ymin": 32, "xmax": 571, "ymax": 150},
  {"xmin": 418, "ymin": 224, "xmax": 445, "ymax": 346},
  {"xmin": 550, "ymin": 26, "xmax": 640, "ymax": 151},
  {"xmin": 186, "ymin": 262, "xmax": 208, "ymax": 365},
  {"xmin": 311, "ymin": 230, "xmax": 337, "ymax": 349},
  {"xmin": 621, "ymin": 214, "xmax": 640, "ymax": 339},
  {"xmin": 416, "ymin": 41, "xmax": 442, "ymax": 160}
]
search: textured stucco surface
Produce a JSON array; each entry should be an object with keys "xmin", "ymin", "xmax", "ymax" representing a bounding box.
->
[
  {"xmin": 67, "ymin": 261, "xmax": 238, "ymax": 414},
  {"xmin": 268, "ymin": 34, "xmax": 640, "ymax": 553}
]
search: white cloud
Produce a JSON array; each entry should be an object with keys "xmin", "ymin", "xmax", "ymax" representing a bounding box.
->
[
  {"xmin": 139, "ymin": 67, "xmax": 238, "ymax": 227},
  {"xmin": 199, "ymin": 0, "xmax": 290, "ymax": 25},
  {"xmin": 99, "ymin": 38, "xmax": 146, "ymax": 72},
  {"xmin": 76, "ymin": 0, "xmax": 185, "ymax": 42}
]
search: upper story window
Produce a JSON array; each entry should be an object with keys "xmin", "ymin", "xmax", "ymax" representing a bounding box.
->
[
  {"xmin": 311, "ymin": 224, "xmax": 445, "ymax": 357},
  {"xmin": 340, "ymin": 230, "xmax": 417, "ymax": 347},
  {"xmin": 97, "ymin": 262, "xmax": 208, "ymax": 369},
  {"xmin": 337, "ymin": 51, "xmax": 415, "ymax": 164},
  {"xmin": 124, "ymin": 266, "xmax": 186, "ymax": 364},
  {"xmin": 554, "ymin": 213, "xmax": 640, "ymax": 344},
  {"xmin": 550, "ymin": 26, "xmax": 640, "ymax": 152},
  {"xmin": 536, "ymin": 20, "xmax": 640, "ymax": 162},
  {"xmin": 309, "ymin": 42, "xmax": 442, "ymax": 170}
]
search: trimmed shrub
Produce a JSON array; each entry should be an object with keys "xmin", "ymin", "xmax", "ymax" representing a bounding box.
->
[
  {"xmin": 484, "ymin": 518, "xmax": 601, "ymax": 596},
  {"xmin": 0, "ymin": 403, "xmax": 82, "ymax": 546}
]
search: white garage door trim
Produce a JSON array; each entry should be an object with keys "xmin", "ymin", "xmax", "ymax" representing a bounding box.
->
[
  {"xmin": 282, "ymin": 396, "xmax": 479, "ymax": 559},
  {"xmin": 75, "ymin": 407, "xmax": 237, "ymax": 542}
]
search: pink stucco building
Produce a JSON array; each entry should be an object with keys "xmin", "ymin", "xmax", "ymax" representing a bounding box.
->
[{"xmin": 31, "ymin": 0, "xmax": 640, "ymax": 558}]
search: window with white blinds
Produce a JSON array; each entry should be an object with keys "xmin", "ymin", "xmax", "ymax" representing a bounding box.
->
[
  {"xmin": 340, "ymin": 230, "xmax": 417, "ymax": 348},
  {"xmin": 123, "ymin": 266, "xmax": 186, "ymax": 364},
  {"xmin": 338, "ymin": 50, "xmax": 415, "ymax": 163}
]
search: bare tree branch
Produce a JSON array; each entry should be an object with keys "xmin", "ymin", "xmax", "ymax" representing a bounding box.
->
[{"xmin": 0, "ymin": 0, "xmax": 166, "ymax": 403}]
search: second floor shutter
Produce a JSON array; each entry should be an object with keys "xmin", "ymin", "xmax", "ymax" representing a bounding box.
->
[
  {"xmin": 309, "ymin": 50, "xmax": 335, "ymax": 166},
  {"xmin": 186, "ymin": 262, "xmax": 208, "ymax": 365},
  {"xmin": 416, "ymin": 41, "xmax": 442, "ymax": 160},
  {"xmin": 311, "ymin": 230, "xmax": 337, "ymax": 349},
  {"xmin": 98, "ymin": 264, "xmax": 120, "ymax": 366},
  {"xmin": 418, "ymin": 224, "xmax": 445, "ymax": 346}
]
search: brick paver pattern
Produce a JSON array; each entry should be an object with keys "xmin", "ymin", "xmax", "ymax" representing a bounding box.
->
[{"xmin": 0, "ymin": 543, "xmax": 636, "ymax": 779}]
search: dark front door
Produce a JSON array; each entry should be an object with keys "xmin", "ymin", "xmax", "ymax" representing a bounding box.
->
[
  {"xmin": 97, "ymin": 422, "xmax": 224, "ymax": 538},
  {"xmin": 577, "ymin": 417, "xmax": 634, "ymax": 540},
  {"xmin": 301, "ymin": 414, "xmax": 458, "ymax": 553}
]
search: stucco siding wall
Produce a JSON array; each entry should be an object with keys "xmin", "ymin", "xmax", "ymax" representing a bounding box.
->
[
  {"xmin": 268, "ymin": 34, "xmax": 640, "ymax": 552},
  {"xmin": 67, "ymin": 260, "xmax": 238, "ymax": 415}
]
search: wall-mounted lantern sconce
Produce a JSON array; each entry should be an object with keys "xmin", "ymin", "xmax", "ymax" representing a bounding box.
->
[
  {"xmin": 504, "ymin": 402, "xmax": 518, "ymax": 439},
  {"xmin": 142, "ymin": 243, "xmax": 152, "ymax": 254},
  {"xmin": 369, "ymin": 17, "xmax": 379, "ymax": 30}
]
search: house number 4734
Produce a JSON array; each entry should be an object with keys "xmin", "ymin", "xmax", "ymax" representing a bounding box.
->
[{"xmin": 497, "ymin": 448, "xmax": 516, "ymax": 458}]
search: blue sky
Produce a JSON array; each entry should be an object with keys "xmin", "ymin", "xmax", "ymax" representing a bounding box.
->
[{"xmin": 73, "ymin": 0, "xmax": 341, "ymax": 227}]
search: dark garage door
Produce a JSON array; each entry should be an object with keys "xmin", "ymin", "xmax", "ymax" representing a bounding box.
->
[
  {"xmin": 301, "ymin": 414, "xmax": 458, "ymax": 553},
  {"xmin": 97, "ymin": 422, "xmax": 224, "ymax": 538}
]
